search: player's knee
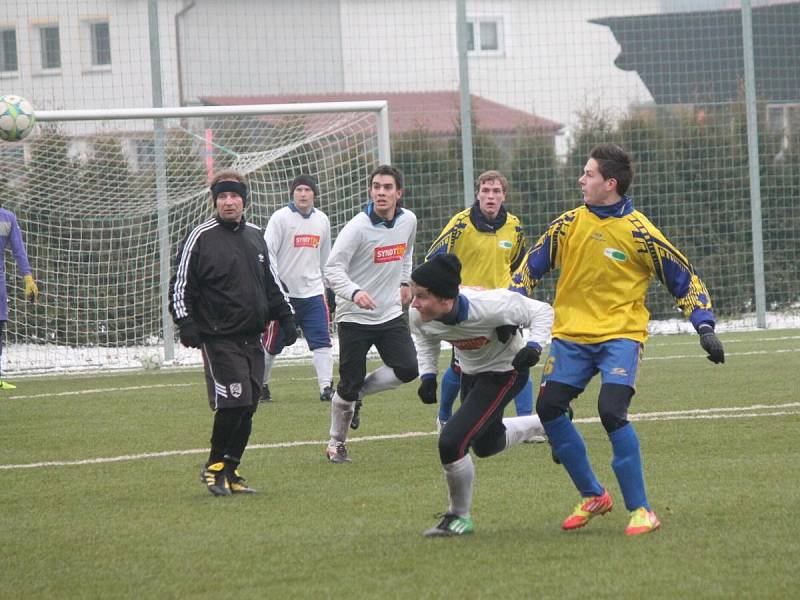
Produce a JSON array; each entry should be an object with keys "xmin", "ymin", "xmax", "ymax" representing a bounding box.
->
[
  {"xmin": 393, "ymin": 365, "xmax": 419, "ymax": 383},
  {"xmin": 598, "ymin": 383, "xmax": 633, "ymax": 433},
  {"xmin": 472, "ymin": 436, "xmax": 504, "ymax": 459},
  {"xmin": 437, "ymin": 431, "xmax": 463, "ymax": 465},
  {"xmin": 335, "ymin": 382, "xmax": 361, "ymax": 403},
  {"xmin": 536, "ymin": 381, "xmax": 580, "ymax": 423}
]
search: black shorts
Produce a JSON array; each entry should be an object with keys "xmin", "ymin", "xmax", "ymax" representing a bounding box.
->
[
  {"xmin": 201, "ymin": 336, "xmax": 264, "ymax": 411},
  {"xmin": 438, "ymin": 370, "xmax": 527, "ymax": 464},
  {"xmin": 336, "ymin": 315, "xmax": 418, "ymax": 402}
]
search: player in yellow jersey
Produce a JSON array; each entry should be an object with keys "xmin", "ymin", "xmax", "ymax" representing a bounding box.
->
[
  {"xmin": 511, "ymin": 143, "xmax": 725, "ymax": 535},
  {"xmin": 424, "ymin": 171, "xmax": 536, "ymax": 431}
]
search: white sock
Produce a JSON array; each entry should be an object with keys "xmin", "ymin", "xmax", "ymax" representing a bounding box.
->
[
  {"xmin": 503, "ymin": 415, "xmax": 545, "ymax": 448},
  {"xmin": 263, "ymin": 352, "xmax": 277, "ymax": 384},
  {"xmin": 361, "ymin": 365, "xmax": 403, "ymax": 397},
  {"xmin": 329, "ymin": 392, "xmax": 354, "ymax": 442},
  {"xmin": 312, "ymin": 347, "xmax": 334, "ymax": 392},
  {"xmin": 443, "ymin": 454, "xmax": 474, "ymax": 517}
]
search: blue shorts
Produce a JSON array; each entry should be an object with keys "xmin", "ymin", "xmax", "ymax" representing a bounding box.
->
[
  {"xmin": 262, "ymin": 294, "xmax": 332, "ymax": 355},
  {"xmin": 541, "ymin": 338, "xmax": 642, "ymax": 390}
]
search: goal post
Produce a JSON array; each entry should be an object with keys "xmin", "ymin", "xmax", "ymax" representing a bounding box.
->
[{"xmin": 1, "ymin": 101, "xmax": 390, "ymax": 374}]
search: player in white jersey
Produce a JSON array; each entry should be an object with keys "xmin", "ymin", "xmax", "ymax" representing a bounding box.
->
[
  {"xmin": 261, "ymin": 174, "xmax": 335, "ymax": 403},
  {"xmin": 409, "ymin": 254, "xmax": 554, "ymax": 536},
  {"xmin": 323, "ymin": 165, "xmax": 419, "ymax": 463}
]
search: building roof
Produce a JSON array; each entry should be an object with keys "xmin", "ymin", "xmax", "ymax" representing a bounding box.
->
[
  {"xmin": 201, "ymin": 91, "xmax": 562, "ymax": 135},
  {"xmin": 591, "ymin": 2, "xmax": 800, "ymax": 105}
]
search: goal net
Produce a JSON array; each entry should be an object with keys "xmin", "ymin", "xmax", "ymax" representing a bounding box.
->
[{"xmin": 0, "ymin": 102, "xmax": 389, "ymax": 374}]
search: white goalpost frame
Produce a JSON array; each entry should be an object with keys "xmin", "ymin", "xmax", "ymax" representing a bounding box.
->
[{"xmin": 30, "ymin": 100, "xmax": 391, "ymax": 370}]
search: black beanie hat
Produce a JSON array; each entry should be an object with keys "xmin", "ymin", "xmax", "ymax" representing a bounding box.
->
[
  {"xmin": 411, "ymin": 254, "xmax": 462, "ymax": 299},
  {"xmin": 290, "ymin": 174, "xmax": 319, "ymax": 198}
]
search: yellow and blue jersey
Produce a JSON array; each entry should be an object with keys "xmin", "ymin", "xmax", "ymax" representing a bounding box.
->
[
  {"xmin": 510, "ymin": 197, "xmax": 714, "ymax": 344},
  {"xmin": 426, "ymin": 203, "xmax": 527, "ymax": 288}
]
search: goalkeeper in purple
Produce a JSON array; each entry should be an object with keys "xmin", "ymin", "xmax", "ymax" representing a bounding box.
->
[
  {"xmin": 0, "ymin": 208, "xmax": 39, "ymax": 389},
  {"xmin": 511, "ymin": 143, "xmax": 724, "ymax": 536}
]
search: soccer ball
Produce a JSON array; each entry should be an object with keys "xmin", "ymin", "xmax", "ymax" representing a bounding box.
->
[{"xmin": 0, "ymin": 95, "xmax": 37, "ymax": 142}]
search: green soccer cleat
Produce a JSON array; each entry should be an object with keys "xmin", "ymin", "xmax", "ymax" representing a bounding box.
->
[
  {"xmin": 423, "ymin": 513, "xmax": 474, "ymax": 537},
  {"xmin": 0, "ymin": 380, "xmax": 17, "ymax": 390},
  {"xmin": 199, "ymin": 461, "xmax": 231, "ymax": 496}
]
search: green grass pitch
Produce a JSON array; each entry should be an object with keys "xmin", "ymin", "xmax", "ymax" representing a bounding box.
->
[{"xmin": 1, "ymin": 329, "xmax": 799, "ymax": 598}]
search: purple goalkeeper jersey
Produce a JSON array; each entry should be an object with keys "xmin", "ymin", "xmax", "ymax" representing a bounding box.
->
[{"xmin": 0, "ymin": 208, "xmax": 32, "ymax": 321}]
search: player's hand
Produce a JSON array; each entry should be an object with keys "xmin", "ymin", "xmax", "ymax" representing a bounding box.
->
[
  {"xmin": 280, "ymin": 315, "xmax": 298, "ymax": 346},
  {"xmin": 400, "ymin": 285, "xmax": 412, "ymax": 306},
  {"xmin": 178, "ymin": 318, "xmax": 202, "ymax": 349},
  {"xmin": 418, "ymin": 375, "xmax": 438, "ymax": 404},
  {"xmin": 512, "ymin": 342, "xmax": 542, "ymax": 371},
  {"xmin": 23, "ymin": 274, "xmax": 38, "ymax": 302},
  {"xmin": 698, "ymin": 324, "xmax": 724, "ymax": 364},
  {"xmin": 354, "ymin": 290, "xmax": 377, "ymax": 310},
  {"xmin": 495, "ymin": 324, "xmax": 518, "ymax": 343}
]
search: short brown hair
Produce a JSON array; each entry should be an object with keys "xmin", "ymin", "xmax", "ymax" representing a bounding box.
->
[
  {"xmin": 589, "ymin": 144, "xmax": 633, "ymax": 196},
  {"xmin": 369, "ymin": 164, "xmax": 404, "ymax": 190},
  {"xmin": 476, "ymin": 170, "xmax": 508, "ymax": 194},
  {"xmin": 209, "ymin": 169, "xmax": 247, "ymax": 188}
]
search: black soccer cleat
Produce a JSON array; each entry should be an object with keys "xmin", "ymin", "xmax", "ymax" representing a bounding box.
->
[
  {"xmin": 350, "ymin": 398, "xmax": 363, "ymax": 430},
  {"xmin": 200, "ymin": 462, "xmax": 231, "ymax": 496},
  {"xmin": 226, "ymin": 467, "xmax": 257, "ymax": 494},
  {"xmin": 320, "ymin": 385, "xmax": 334, "ymax": 402},
  {"xmin": 259, "ymin": 384, "xmax": 273, "ymax": 403}
]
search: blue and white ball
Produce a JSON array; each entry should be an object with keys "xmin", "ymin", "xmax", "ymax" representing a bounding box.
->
[{"xmin": 0, "ymin": 95, "xmax": 36, "ymax": 142}]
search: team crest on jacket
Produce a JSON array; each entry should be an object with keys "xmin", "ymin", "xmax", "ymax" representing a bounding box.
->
[
  {"xmin": 498, "ymin": 240, "xmax": 513, "ymax": 249},
  {"xmin": 294, "ymin": 234, "xmax": 320, "ymax": 248},
  {"xmin": 450, "ymin": 337, "xmax": 489, "ymax": 350},
  {"xmin": 230, "ymin": 383, "xmax": 242, "ymax": 398},
  {"xmin": 373, "ymin": 243, "xmax": 407, "ymax": 263}
]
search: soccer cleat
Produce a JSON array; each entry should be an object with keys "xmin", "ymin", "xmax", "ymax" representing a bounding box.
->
[
  {"xmin": 226, "ymin": 467, "xmax": 257, "ymax": 494},
  {"xmin": 350, "ymin": 398, "xmax": 363, "ymax": 430},
  {"xmin": 436, "ymin": 418, "xmax": 447, "ymax": 434},
  {"xmin": 325, "ymin": 441, "xmax": 351, "ymax": 463},
  {"xmin": 320, "ymin": 385, "xmax": 334, "ymax": 402},
  {"xmin": 199, "ymin": 462, "xmax": 231, "ymax": 496},
  {"xmin": 625, "ymin": 507, "xmax": 661, "ymax": 536},
  {"xmin": 524, "ymin": 433, "xmax": 547, "ymax": 444},
  {"xmin": 259, "ymin": 384, "xmax": 273, "ymax": 403},
  {"xmin": 423, "ymin": 513, "xmax": 475, "ymax": 537},
  {"xmin": 0, "ymin": 380, "xmax": 17, "ymax": 390},
  {"xmin": 562, "ymin": 489, "xmax": 613, "ymax": 530}
]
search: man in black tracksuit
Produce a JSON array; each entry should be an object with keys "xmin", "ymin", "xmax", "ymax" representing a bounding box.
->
[{"xmin": 169, "ymin": 169, "xmax": 297, "ymax": 496}]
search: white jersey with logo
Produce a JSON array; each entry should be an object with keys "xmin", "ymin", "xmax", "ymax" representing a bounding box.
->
[
  {"xmin": 325, "ymin": 207, "xmax": 416, "ymax": 325},
  {"xmin": 410, "ymin": 287, "xmax": 553, "ymax": 376},
  {"xmin": 264, "ymin": 204, "xmax": 331, "ymax": 298}
]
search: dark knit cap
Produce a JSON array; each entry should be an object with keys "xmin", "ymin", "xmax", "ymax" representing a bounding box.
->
[
  {"xmin": 290, "ymin": 174, "xmax": 319, "ymax": 198},
  {"xmin": 411, "ymin": 254, "xmax": 462, "ymax": 299},
  {"xmin": 211, "ymin": 180, "xmax": 248, "ymax": 207}
]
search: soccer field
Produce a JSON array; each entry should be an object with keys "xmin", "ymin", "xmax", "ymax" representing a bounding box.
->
[{"xmin": 2, "ymin": 329, "xmax": 799, "ymax": 599}]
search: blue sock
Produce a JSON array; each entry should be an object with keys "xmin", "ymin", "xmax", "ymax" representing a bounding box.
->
[
  {"xmin": 609, "ymin": 424, "xmax": 649, "ymax": 511},
  {"xmin": 543, "ymin": 414, "xmax": 603, "ymax": 497},
  {"xmin": 513, "ymin": 378, "xmax": 533, "ymax": 416},
  {"xmin": 438, "ymin": 366, "xmax": 461, "ymax": 422}
]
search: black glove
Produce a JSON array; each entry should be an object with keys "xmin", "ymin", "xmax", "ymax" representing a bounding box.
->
[
  {"xmin": 418, "ymin": 375, "xmax": 438, "ymax": 404},
  {"xmin": 512, "ymin": 343, "xmax": 541, "ymax": 371},
  {"xmin": 280, "ymin": 315, "xmax": 298, "ymax": 346},
  {"xmin": 496, "ymin": 324, "xmax": 519, "ymax": 344},
  {"xmin": 698, "ymin": 324, "xmax": 725, "ymax": 364},
  {"xmin": 177, "ymin": 318, "xmax": 202, "ymax": 349}
]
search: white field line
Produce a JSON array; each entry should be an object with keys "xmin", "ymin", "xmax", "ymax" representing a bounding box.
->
[
  {"xmin": 2, "ymin": 403, "xmax": 799, "ymax": 472},
  {"xmin": 646, "ymin": 334, "xmax": 800, "ymax": 348}
]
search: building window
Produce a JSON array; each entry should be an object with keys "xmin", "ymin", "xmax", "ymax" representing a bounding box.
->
[
  {"xmin": 0, "ymin": 29, "xmax": 17, "ymax": 72},
  {"xmin": 466, "ymin": 18, "xmax": 504, "ymax": 55},
  {"xmin": 90, "ymin": 21, "xmax": 111, "ymax": 66},
  {"xmin": 39, "ymin": 25, "xmax": 61, "ymax": 69}
]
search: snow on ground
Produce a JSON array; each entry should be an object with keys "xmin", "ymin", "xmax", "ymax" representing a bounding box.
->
[{"xmin": 4, "ymin": 311, "xmax": 799, "ymax": 377}]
